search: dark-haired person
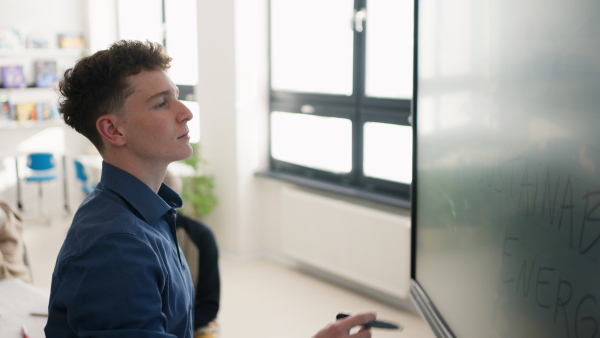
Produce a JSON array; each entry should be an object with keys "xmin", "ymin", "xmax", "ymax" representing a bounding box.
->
[
  {"xmin": 45, "ymin": 39, "xmax": 376, "ymax": 338},
  {"xmin": 163, "ymin": 170, "xmax": 220, "ymax": 338}
]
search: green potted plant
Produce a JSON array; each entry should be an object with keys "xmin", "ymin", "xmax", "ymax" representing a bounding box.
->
[{"xmin": 178, "ymin": 143, "xmax": 218, "ymax": 219}]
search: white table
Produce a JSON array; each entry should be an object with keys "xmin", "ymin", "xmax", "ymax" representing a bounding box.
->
[{"xmin": 0, "ymin": 278, "xmax": 49, "ymax": 337}]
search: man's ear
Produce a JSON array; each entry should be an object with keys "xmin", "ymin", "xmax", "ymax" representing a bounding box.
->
[{"xmin": 97, "ymin": 115, "xmax": 126, "ymax": 147}]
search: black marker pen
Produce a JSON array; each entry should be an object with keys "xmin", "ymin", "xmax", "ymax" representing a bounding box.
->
[{"xmin": 336, "ymin": 312, "xmax": 403, "ymax": 330}]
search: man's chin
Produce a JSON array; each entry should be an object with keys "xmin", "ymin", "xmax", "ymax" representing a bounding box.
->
[{"xmin": 177, "ymin": 146, "xmax": 194, "ymax": 161}]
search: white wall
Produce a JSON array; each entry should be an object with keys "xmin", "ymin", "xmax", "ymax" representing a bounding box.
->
[{"xmin": 83, "ymin": 0, "xmax": 119, "ymax": 53}]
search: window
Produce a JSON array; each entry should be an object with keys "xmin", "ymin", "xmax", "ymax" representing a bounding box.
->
[{"xmin": 268, "ymin": 0, "xmax": 414, "ymax": 207}]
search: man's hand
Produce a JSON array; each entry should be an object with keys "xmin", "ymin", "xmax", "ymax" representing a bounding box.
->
[{"xmin": 312, "ymin": 312, "xmax": 377, "ymax": 338}]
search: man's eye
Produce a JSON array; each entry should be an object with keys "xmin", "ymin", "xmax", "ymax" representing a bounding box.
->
[{"xmin": 155, "ymin": 101, "xmax": 167, "ymax": 108}]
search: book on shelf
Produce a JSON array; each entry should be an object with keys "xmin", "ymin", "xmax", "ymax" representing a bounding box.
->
[
  {"xmin": 36, "ymin": 101, "xmax": 57, "ymax": 120},
  {"xmin": 15, "ymin": 103, "xmax": 35, "ymax": 122},
  {"xmin": 0, "ymin": 95, "xmax": 10, "ymax": 120},
  {"xmin": 26, "ymin": 36, "xmax": 50, "ymax": 49},
  {"xmin": 10, "ymin": 101, "xmax": 58, "ymax": 122},
  {"xmin": 1, "ymin": 65, "xmax": 27, "ymax": 88},
  {"xmin": 34, "ymin": 60, "xmax": 58, "ymax": 88},
  {"xmin": 58, "ymin": 33, "xmax": 85, "ymax": 49}
]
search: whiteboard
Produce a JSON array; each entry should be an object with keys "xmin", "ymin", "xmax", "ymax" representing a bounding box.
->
[{"xmin": 412, "ymin": 0, "xmax": 600, "ymax": 337}]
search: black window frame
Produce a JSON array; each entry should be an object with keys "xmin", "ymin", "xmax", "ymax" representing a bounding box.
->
[{"xmin": 265, "ymin": 0, "xmax": 412, "ymax": 209}]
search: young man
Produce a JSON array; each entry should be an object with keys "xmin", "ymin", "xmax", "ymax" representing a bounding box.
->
[{"xmin": 45, "ymin": 40, "xmax": 376, "ymax": 338}]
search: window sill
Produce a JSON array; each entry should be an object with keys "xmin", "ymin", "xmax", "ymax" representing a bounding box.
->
[{"xmin": 255, "ymin": 171, "xmax": 411, "ymax": 209}]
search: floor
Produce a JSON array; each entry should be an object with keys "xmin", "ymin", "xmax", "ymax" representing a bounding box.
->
[{"xmin": 21, "ymin": 210, "xmax": 434, "ymax": 338}]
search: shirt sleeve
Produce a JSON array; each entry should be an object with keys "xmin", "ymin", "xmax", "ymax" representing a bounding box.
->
[{"xmin": 51, "ymin": 233, "xmax": 175, "ymax": 338}]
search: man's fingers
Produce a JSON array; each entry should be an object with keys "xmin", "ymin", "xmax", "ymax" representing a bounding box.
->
[
  {"xmin": 351, "ymin": 329, "xmax": 372, "ymax": 338},
  {"xmin": 336, "ymin": 312, "xmax": 377, "ymax": 331}
]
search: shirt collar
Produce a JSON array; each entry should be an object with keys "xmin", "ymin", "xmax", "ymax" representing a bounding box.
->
[{"xmin": 100, "ymin": 162, "xmax": 183, "ymax": 223}]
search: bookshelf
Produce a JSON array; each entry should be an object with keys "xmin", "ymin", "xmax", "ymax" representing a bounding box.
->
[{"xmin": 0, "ymin": 48, "xmax": 84, "ymax": 126}]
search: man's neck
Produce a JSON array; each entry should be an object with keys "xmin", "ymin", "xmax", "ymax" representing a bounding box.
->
[{"xmin": 102, "ymin": 151, "xmax": 169, "ymax": 193}]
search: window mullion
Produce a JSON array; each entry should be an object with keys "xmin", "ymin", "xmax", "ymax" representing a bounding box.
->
[{"xmin": 353, "ymin": 0, "xmax": 367, "ymax": 186}]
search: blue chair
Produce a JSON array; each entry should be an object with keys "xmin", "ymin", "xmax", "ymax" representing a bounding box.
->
[
  {"xmin": 24, "ymin": 153, "xmax": 57, "ymax": 215},
  {"xmin": 74, "ymin": 159, "xmax": 95, "ymax": 195}
]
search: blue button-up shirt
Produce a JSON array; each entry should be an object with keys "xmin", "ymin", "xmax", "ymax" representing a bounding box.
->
[{"xmin": 45, "ymin": 162, "xmax": 194, "ymax": 338}]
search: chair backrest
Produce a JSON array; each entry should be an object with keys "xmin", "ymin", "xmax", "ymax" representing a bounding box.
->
[
  {"xmin": 73, "ymin": 160, "xmax": 88, "ymax": 182},
  {"xmin": 26, "ymin": 153, "xmax": 55, "ymax": 171},
  {"xmin": 73, "ymin": 160, "xmax": 94, "ymax": 195}
]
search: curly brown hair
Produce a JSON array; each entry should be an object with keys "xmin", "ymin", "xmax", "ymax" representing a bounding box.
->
[{"xmin": 58, "ymin": 40, "xmax": 172, "ymax": 152}]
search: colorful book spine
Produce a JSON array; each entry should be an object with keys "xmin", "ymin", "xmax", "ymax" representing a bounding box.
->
[
  {"xmin": 0, "ymin": 95, "xmax": 10, "ymax": 120},
  {"xmin": 15, "ymin": 103, "xmax": 35, "ymax": 121},
  {"xmin": 1, "ymin": 65, "xmax": 27, "ymax": 88},
  {"xmin": 34, "ymin": 60, "xmax": 58, "ymax": 88}
]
